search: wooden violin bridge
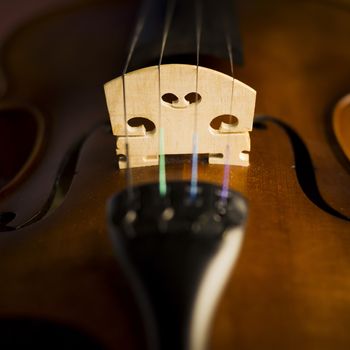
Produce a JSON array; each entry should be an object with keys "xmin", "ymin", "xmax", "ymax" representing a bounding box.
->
[{"xmin": 104, "ymin": 64, "xmax": 256, "ymax": 168}]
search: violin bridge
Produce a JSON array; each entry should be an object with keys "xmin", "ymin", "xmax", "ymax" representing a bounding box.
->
[{"xmin": 104, "ymin": 64, "xmax": 256, "ymax": 169}]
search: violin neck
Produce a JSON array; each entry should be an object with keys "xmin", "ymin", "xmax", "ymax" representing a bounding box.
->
[{"xmin": 126, "ymin": 0, "xmax": 244, "ymax": 72}]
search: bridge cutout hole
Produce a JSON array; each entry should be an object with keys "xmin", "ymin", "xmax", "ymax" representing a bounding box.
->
[
  {"xmin": 210, "ymin": 115, "xmax": 239, "ymax": 132},
  {"xmin": 185, "ymin": 92, "xmax": 202, "ymax": 104},
  {"xmin": 161, "ymin": 93, "xmax": 178, "ymax": 104},
  {"xmin": 127, "ymin": 117, "xmax": 156, "ymax": 134},
  {"xmin": 239, "ymin": 150, "xmax": 250, "ymax": 162}
]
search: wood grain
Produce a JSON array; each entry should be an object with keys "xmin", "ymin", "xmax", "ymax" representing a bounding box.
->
[
  {"xmin": 333, "ymin": 94, "xmax": 350, "ymax": 162},
  {"xmin": 0, "ymin": 0, "xmax": 349, "ymax": 349}
]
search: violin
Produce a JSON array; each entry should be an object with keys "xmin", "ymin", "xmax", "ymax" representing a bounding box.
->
[{"xmin": 0, "ymin": 0, "xmax": 349, "ymax": 349}]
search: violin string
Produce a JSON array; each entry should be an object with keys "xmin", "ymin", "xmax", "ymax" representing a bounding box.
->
[
  {"xmin": 121, "ymin": 74, "xmax": 132, "ymax": 197},
  {"xmin": 121, "ymin": 0, "xmax": 150, "ymax": 200},
  {"xmin": 221, "ymin": 32, "xmax": 235, "ymax": 200},
  {"xmin": 158, "ymin": 0, "xmax": 176, "ymax": 197},
  {"xmin": 190, "ymin": 0, "xmax": 202, "ymax": 199}
]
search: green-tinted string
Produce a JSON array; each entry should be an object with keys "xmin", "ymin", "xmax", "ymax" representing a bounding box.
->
[
  {"xmin": 157, "ymin": 0, "xmax": 176, "ymax": 197},
  {"xmin": 159, "ymin": 127, "xmax": 167, "ymax": 196}
]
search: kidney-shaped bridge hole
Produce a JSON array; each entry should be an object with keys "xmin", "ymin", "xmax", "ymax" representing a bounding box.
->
[
  {"xmin": 161, "ymin": 92, "xmax": 202, "ymax": 108},
  {"xmin": 161, "ymin": 93, "xmax": 178, "ymax": 104},
  {"xmin": 127, "ymin": 117, "xmax": 156, "ymax": 134},
  {"xmin": 185, "ymin": 92, "xmax": 202, "ymax": 104},
  {"xmin": 210, "ymin": 115, "xmax": 239, "ymax": 132}
]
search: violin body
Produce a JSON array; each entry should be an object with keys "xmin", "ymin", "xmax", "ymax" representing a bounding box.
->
[{"xmin": 0, "ymin": 1, "xmax": 349, "ymax": 349}]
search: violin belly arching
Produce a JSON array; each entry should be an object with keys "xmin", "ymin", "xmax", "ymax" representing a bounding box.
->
[{"xmin": 0, "ymin": 0, "xmax": 349, "ymax": 350}]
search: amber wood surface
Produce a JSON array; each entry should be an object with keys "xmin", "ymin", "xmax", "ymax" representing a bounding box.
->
[
  {"xmin": 0, "ymin": 121, "xmax": 349, "ymax": 349},
  {"xmin": 236, "ymin": 1, "xmax": 350, "ymax": 219},
  {"xmin": 0, "ymin": 1, "xmax": 349, "ymax": 349},
  {"xmin": 333, "ymin": 94, "xmax": 350, "ymax": 162}
]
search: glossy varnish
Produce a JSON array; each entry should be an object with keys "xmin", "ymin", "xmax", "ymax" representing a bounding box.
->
[{"xmin": 0, "ymin": 1, "xmax": 349, "ymax": 349}]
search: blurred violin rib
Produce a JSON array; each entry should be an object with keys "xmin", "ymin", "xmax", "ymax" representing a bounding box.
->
[{"xmin": 332, "ymin": 94, "xmax": 350, "ymax": 168}]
